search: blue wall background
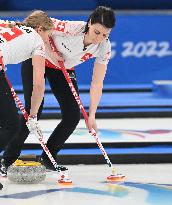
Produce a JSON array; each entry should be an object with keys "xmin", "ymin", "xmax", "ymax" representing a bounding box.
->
[
  {"xmin": 1, "ymin": 13, "xmax": 172, "ymax": 86},
  {"xmin": 2, "ymin": 0, "xmax": 172, "ymax": 10}
]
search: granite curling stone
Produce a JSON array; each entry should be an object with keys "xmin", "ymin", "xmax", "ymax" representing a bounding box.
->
[{"xmin": 7, "ymin": 160, "xmax": 46, "ymax": 184}]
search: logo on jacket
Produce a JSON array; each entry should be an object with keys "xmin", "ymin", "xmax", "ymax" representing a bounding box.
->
[
  {"xmin": 56, "ymin": 22, "xmax": 66, "ymax": 32},
  {"xmin": 81, "ymin": 53, "xmax": 93, "ymax": 62}
]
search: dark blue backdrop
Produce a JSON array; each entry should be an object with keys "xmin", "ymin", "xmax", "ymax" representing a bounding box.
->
[
  {"xmin": 3, "ymin": 0, "xmax": 172, "ymax": 10},
  {"xmin": 1, "ymin": 13, "xmax": 172, "ymax": 86}
]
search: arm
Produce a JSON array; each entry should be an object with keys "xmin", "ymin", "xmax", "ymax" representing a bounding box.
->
[
  {"xmin": 51, "ymin": 18, "xmax": 85, "ymax": 36},
  {"xmin": 88, "ymin": 62, "xmax": 107, "ymax": 132},
  {"xmin": 29, "ymin": 55, "xmax": 45, "ymax": 116}
]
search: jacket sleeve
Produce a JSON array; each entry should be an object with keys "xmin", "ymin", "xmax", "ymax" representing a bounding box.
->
[
  {"xmin": 51, "ymin": 18, "xmax": 85, "ymax": 37},
  {"xmin": 95, "ymin": 39, "xmax": 112, "ymax": 65}
]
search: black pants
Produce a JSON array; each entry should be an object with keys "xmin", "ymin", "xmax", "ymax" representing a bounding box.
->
[
  {"xmin": 0, "ymin": 70, "xmax": 20, "ymax": 153},
  {"xmin": 3, "ymin": 59, "xmax": 80, "ymax": 166}
]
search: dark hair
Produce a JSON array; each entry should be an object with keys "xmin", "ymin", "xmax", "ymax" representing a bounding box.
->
[{"xmin": 84, "ymin": 6, "xmax": 115, "ymax": 33}]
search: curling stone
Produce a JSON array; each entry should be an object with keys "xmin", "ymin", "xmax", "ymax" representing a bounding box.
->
[{"xmin": 7, "ymin": 160, "xmax": 46, "ymax": 184}]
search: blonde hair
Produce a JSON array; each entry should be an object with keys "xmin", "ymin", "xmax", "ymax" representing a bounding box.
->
[
  {"xmin": 6, "ymin": 10, "xmax": 54, "ymax": 31},
  {"xmin": 23, "ymin": 10, "xmax": 54, "ymax": 31}
]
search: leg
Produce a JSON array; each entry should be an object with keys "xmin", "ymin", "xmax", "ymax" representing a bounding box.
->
[
  {"xmin": 41, "ymin": 68, "xmax": 80, "ymax": 162},
  {"xmin": 0, "ymin": 70, "xmax": 20, "ymax": 176},
  {"xmin": 0, "ymin": 182, "xmax": 3, "ymax": 190},
  {"xmin": 0, "ymin": 70, "xmax": 20, "ymax": 151},
  {"xmin": 2, "ymin": 59, "xmax": 44, "ymax": 167}
]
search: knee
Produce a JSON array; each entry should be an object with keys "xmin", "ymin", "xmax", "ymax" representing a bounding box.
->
[{"xmin": 62, "ymin": 110, "xmax": 81, "ymax": 128}]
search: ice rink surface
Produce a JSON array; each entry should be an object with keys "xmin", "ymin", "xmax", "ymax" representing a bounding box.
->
[
  {"xmin": 0, "ymin": 164, "xmax": 172, "ymax": 205},
  {"xmin": 1, "ymin": 118, "xmax": 172, "ymax": 204}
]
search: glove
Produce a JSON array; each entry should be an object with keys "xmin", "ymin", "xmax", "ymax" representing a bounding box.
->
[{"xmin": 26, "ymin": 115, "xmax": 39, "ymax": 133}]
